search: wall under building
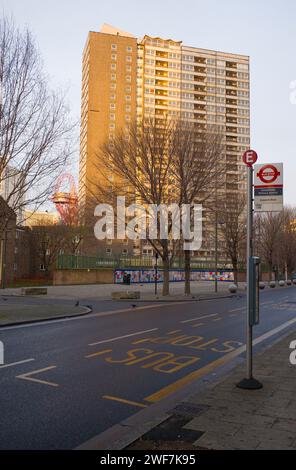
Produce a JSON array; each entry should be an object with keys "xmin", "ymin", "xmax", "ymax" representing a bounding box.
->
[{"xmin": 53, "ymin": 268, "xmax": 114, "ymax": 285}]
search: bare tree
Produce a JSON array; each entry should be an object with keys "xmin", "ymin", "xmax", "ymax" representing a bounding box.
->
[
  {"xmin": 31, "ymin": 221, "xmax": 68, "ymax": 277},
  {"xmin": 277, "ymin": 208, "xmax": 296, "ymax": 279},
  {"xmin": 94, "ymin": 118, "xmax": 226, "ymax": 296},
  {"xmin": 0, "ymin": 16, "xmax": 75, "ymax": 233},
  {"xmin": 217, "ymin": 193, "xmax": 247, "ymax": 284},
  {"xmin": 254, "ymin": 212, "xmax": 283, "ymax": 281},
  {"xmin": 63, "ymin": 218, "xmax": 86, "ymax": 255},
  {"xmin": 96, "ymin": 117, "xmax": 177, "ymax": 296},
  {"xmin": 171, "ymin": 121, "xmax": 225, "ymax": 294}
]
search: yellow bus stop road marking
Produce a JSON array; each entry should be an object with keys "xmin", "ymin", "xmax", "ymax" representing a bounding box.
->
[
  {"xmin": 103, "ymin": 395, "xmax": 148, "ymax": 408},
  {"xmin": 145, "ymin": 316, "xmax": 296, "ymax": 403},
  {"xmin": 85, "ymin": 349, "xmax": 112, "ymax": 359},
  {"xmin": 16, "ymin": 366, "xmax": 59, "ymax": 387}
]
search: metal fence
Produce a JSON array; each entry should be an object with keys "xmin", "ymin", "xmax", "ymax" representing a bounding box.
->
[{"xmin": 56, "ymin": 254, "xmax": 237, "ymax": 271}]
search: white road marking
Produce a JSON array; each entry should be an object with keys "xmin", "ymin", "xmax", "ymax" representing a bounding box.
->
[
  {"xmin": 229, "ymin": 307, "xmax": 245, "ymax": 312},
  {"xmin": 0, "ymin": 358, "xmax": 35, "ymax": 369},
  {"xmin": 253, "ymin": 318, "xmax": 296, "ymax": 346},
  {"xmin": 16, "ymin": 366, "xmax": 58, "ymax": 387},
  {"xmin": 89, "ymin": 328, "xmax": 159, "ymax": 346},
  {"xmin": 180, "ymin": 313, "xmax": 218, "ymax": 324},
  {"xmin": 0, "ymin": 301, "xmax": 197, "ymax": 330}
]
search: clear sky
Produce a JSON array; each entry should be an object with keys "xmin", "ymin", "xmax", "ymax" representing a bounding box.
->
[{"xmin": 1, "ymin": 0, "xmax": 295, "ymax": 205}]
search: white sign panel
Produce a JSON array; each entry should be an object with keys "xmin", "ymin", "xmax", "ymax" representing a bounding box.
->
[{"xmin": 254, "ymin": 163, "xmax": 283, "ymax": 212}]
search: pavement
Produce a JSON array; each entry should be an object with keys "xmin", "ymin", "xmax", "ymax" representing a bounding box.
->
[
  {"xmin": 127, "ymin": 330, "xmax": 296, "ymax": 450},
  {"xmin": 0, "ymin": 280, "xmax": 244, "ymax": 300},
  {"xmin": 0, "ymin": 285, "xmax": 295, "ymax": 449},
  {"xmin": 0, "ymin": 302, "xmax": 90, "ymax": 327}
]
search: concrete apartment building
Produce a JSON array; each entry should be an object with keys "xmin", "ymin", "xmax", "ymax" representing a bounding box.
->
[{"xmin": 79, "ymin": 24, "xmax": 250, "ymax": 259}]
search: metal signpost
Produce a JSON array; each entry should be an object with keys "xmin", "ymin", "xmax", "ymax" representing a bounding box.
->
[{"xmin": 237, "ymin": 150, "xmax": 263, "ymax": 390}]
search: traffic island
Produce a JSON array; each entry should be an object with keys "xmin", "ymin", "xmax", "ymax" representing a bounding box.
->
[
  {"xmin": 111, "ymin": 292, "xmax": 240, "ymax": 302},
  {"xmin": 0, "ymin": 303, "xmax": 91, "ymax": 327}
]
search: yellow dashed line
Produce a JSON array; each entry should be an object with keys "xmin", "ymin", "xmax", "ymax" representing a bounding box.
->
[
  {"xmin": 85, "ymin": 349, "xmax": 112, "ymax": 359},
  {"xmin": 103, "ymin": 395, "xmax": 148, "ymax": 408}
]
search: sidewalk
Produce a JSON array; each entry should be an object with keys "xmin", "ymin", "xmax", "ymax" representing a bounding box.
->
[
  {"xmin": 0, "ymin": 303, "xmax": 90, "ymax": 326},
  {"xmin": 128, "ymin": 331, "xmax": 296, "ymax": 450},
  {"xmin": 0, "ymin": 281, "xmax": 245, "ymax": 300}
]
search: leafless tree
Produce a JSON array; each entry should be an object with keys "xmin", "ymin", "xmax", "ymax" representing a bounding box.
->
[
  {"xmin": 64, "ymin": 218, "xmax": 86, "ymax": 255},
  {"xmin": 31, "ymin": 221, "xmax": 68, "ymax": 277},
  {"xmin": 170, "ymin": 121, "xmax": 226, "ymax": 294},
  {"xmin": 0, "ymin": 16, "xmax": 75, "ymax": 234},
  {"xmin": 254, "ymin": 211, "xmax": 283, "ymax": 281},
  {"xmin": 94, "ymin": 118, "xmax": 226, "ymax": 295},
  {"xmin": 217, "ymin": 193, "xmax": 247, "ymax": 284},
  {"xmin": 96, "ymin": 117, "xmax": 178, "ymax": 295},
  {"xmin": 277, "ymin": 208, "xmax": 296, "ymax": 279}
]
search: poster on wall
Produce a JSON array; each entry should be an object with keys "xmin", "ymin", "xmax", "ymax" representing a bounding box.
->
[{"xmin": 114, "ymin": 269, "xmax": 234, "ymax": 284}]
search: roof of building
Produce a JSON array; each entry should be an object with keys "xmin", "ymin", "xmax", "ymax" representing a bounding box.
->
[{"xmin": 100, "ymin": 24, "xmax": 136, "ymax": 38}]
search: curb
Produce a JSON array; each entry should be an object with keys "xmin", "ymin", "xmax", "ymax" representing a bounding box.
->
[
  {"xmin": 113, "ymin": 294, "xmax": 242, "ymax": 303},
  {"xmin": 75, "ymin": 327, "xmax": 296, "ymax": 451},
  {"xmin": 0, "ymin": 305, "xmax": 92, "ymax": 328}
]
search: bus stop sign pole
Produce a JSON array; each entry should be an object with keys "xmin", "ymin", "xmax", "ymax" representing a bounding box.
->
[{"xmin": 237, "ymin": 150, "xmax": 263, "ymax": 390}]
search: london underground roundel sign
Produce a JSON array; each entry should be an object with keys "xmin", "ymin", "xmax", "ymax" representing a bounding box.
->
[
  {"xmin": 242, "ymin": 150, "xmax": 258, "ymax": 167},
  {"xmin": 256, "ymin": 164, "xmax": 281, "ymax": 184}
]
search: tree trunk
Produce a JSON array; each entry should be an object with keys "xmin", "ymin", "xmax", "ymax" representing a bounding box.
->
[
  {"xmin": 232, "ymin": 258, "xmax": 238, "ymax": 284},
  {"xmin": 268, "ymin": 261, "xmax": 273, "ymax": 282},
  {"xmin": 184, "ymin": 249, "xmax": 191, "ymax": 295},
  {"xmin": 162, "ymin": 241, "xmax": 170, "ymax": 296}
]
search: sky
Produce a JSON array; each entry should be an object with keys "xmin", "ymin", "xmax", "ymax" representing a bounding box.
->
[{"xmin": 1, "ymin": 0, "xmax": 296, "ymax": 205}]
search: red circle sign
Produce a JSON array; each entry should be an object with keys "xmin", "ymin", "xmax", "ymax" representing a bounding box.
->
[
  {"xmin": 256, "ymin": 164, "xmax": 280, "ymax": 184},
  {"xmin": 242, "ymin": 150, "xmax": 258, "ymax": 167}
]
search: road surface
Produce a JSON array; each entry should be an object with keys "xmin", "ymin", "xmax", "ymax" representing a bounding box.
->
[{"xmin": 0, "ymin": 287, "xmax": 295, "ymax": 449}]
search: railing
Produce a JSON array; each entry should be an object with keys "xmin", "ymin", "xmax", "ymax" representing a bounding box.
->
[{"xmin": 56, "ymin": 254, "xmax": 239, "ymax": 271}]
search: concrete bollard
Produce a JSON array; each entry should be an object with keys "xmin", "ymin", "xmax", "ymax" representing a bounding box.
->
[
  {"xmin": 279, "ymin": 280, "xmax": 285, "ymax": 287},
  {"xmin": 287, "ymin": 280, "xmax": 292, "ymax": 286},
  {"xmin": 229, "ymin": 284, "xmax": 237, "ymax": 294},
  {"xmin": 21, "ymin": 287, "xmax": 47, "ymax": 295},
  {"xmin": 269, "ymin": 281, "xmax": 276, "ymax": 288},
  {"xmin": 293, "ymin": 279, "xmax": 296, "ymax": 285},
  {"xmin": 259, "ymin": 282, "xmax": 265, "ymax": 290},
  {"xmin": 112, "ymin": 291, "xmax": 140, "ymax": 300}
]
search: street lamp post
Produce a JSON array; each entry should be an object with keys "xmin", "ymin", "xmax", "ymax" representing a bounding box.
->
[
  {"xmin": 214, "ymin": 211, "xmax": 218, "ymax": 293},
  {"xmin": 154, "ymin": 252, "xmax": 159, "ymax": 296},
  {"xmin": 214, "ymin": 215, "xmax": 225, "ymax": 293}
]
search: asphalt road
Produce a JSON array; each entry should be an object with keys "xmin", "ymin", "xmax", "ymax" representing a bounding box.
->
[{"xmin": 0, "ymin": 287, "xmax": 295, "ymax": 449}]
